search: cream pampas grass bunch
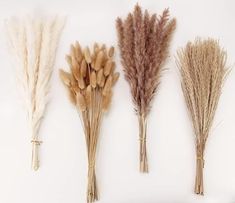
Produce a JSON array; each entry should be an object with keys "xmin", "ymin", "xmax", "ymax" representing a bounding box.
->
[
  {"xmin": 176, "ymin": 39, "xmax": 228, "ymax": 195},
  {"xmin": 60, "ymin": 42, "xmax": 119, "ymax": 203},
  {"xmin": 116, "ymin": 4, "xmax": 176, "ymax": 172},
  {"xmin": 6, "ymin": 16, "xmax": 65, "ymax": 171}
]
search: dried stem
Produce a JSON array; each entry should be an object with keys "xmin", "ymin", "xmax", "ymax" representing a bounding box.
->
[
  {"xmin": 195, "ymin": 143, "xmax": 204, "ymax": 195},
  {"xmin": 138, "ymin": 114, "xmax": 148, "ymax": 172},
  {"xmin": 31, "ymin": 141, "xmax": 41, "ymax": 170},
  {"xmin": 86, "ymin": 88, "xmax": 103, "ymax": 202},
  {"xmin": 87, "ymin": 166, "xmax": 98, "ymax": 202}
]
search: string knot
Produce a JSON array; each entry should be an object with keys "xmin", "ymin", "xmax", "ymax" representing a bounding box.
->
[
  {"xmin": 88, "ymin": 162, "xmax": 95, "ymax": 169},
  {"xmin": 196, "ymin": 156, "xmax": 205, "ymax": 168},
  {"xmin": 31, "ymin": 140, "xmax": 42, "ymax": 145},
  {"xmin": 139, "ymin": 138, "xmax": 146, "ymax": 142}
]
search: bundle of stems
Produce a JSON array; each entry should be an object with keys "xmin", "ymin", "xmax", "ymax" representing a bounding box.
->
[
  {"xmin": 6, "ymin": 16, "xmax": 64, "ymax": 171},
  {"xmin": 116, "ymin": 4, "xmax": 176, "ymax": 172},
  {"xmin": 60, "ymin": 42, "xmax": 119, "ymax": 202},
  {"xmin": 176, "ymin": 38, "xmax": 228, "ymax": 195}
]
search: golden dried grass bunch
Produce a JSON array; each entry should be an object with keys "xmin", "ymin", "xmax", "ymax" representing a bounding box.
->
[
  {"xmin": 60, "ymin": 42, "xmax": 119, "ymax": 203},
  {"xmin": 116, "ymin": 4, "xmax": 176, "ymax": 172},
  {"xmin": 6, "ymin": 16, "xmax": 65, "ymax": 171},
  {"xmin": 176, "ymin": 38, "xmax": 228, "ymax": 195}
]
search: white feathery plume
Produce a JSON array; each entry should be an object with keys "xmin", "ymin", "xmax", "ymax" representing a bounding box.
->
[{"xmin": 6, "ymin": 16, "xmax": 65, "ymax": 170}]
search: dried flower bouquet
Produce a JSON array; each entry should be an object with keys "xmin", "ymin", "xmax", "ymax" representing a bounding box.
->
[
  {"xmin": 116, "ymin": 4, "xmax": 176, "ymax": 172},
  {"xmin": 60, "ymin": 42, "xmax": 119, "ymax": 202},
  {"xmin": 6, "ymin": 16, "xmax": 64, "ymax": 170},
  {"xmin": 176, "ymin": 38, "xmax": 228, "ymax": 195}
]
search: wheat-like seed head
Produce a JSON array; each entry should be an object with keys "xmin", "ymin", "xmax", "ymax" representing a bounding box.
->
[
  {"xmin": 102, "ymin": 90, "xmax": 113, "ymax": 111},
  {"xmin": 90, "ymin": 71, "xmax": 97, "ymax": 88},
  {"xmin": 176, "ymin": 38, "xmax": 228, "ymax": 143},
  {"xmin": 76, "ymin": 92, "xmax": 86, "ymax": 112},
  {"xmin": 102, "ymin": 75, "xmax": 113, "ymax": 96},
  {"xmin": 94, "ymin": 51, "xmax": 104, "ymax": 71},
  {"xmin": 81, "ymin": 59, "xmax": 87, "ymax": 78},
  {"xmin": 108, "ymin": 46, "xmax": 115, "ymax": 58},
  {"xmin": 112, "ymin": 72, "xmax": 120, "ymax": 86},
  {"xmin": 84, "ymin": 46, "xmax": 92, "ymax": 64}
]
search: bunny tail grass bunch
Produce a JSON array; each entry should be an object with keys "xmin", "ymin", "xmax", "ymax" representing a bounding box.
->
[
  {"xmin": 116, "ymin": 4, "xmax": 176, "ymax": 172},
  {"xmin": 176, "ymin": 38, "xmax": 228, "ymax": 195},
  {"xmin": 6, "ymin": 16, "xmax": 64, "ymax": 171},
  {"xmin": 60, "ymin": 42, "xmax": 119, "ymax": 202}
]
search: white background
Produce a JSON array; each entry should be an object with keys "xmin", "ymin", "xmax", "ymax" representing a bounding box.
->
[{"xmin": 0, "ymin": 0, "xmax": 234, "ymax": 203}]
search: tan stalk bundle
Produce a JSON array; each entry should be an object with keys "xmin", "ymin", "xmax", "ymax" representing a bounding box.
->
[
  {"xmin": 60, "ymin": 42, "xmax": 119, "ymax": 203},
  {"xmin": 176, "ymin": 38, "xmax": 228, "ymax": 195},
  {"xmin": 116, "ymin": 4, "xmax": 176, "ymax": 172}
]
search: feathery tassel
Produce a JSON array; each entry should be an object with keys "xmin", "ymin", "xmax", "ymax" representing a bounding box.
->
[{"xmin": 6, "ymin": 16, "xmax": 65, "ymax": 170}]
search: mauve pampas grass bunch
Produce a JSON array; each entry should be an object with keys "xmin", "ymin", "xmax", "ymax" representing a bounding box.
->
[
  {"xmin": 60, "ymin": 42, "xmax": 119, "ymax": 203},
  {"xmin": 116, "ymin": 4, "xmax": 176, "ymax": 172},
  {"xmin": 6, "ymin": 16, "xmax": 64, "ymax": 171},
  {"xmin": 176, "ymin": 39, "xmax": 228, "ymax": 195}
]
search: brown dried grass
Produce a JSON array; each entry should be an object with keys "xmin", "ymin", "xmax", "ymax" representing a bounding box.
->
[
  {"xmin": 176, "ymin": 38, "xmax": 229, "ymax": 195},
  {"xmin": 116, "ymin": 4, "xmax": 176, "ymax": 172}
]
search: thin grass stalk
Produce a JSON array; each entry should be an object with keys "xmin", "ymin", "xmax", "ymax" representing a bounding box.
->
[
  {"xmin": 138, "ymin": 114, "xmax": 148, "ymax": 172},
  {"xmin": 195, "ymin": 142, "xmax": 205, "ymax": 194},
  {"xmin": 87, "ymin": 88, "xmax": 102, "ymax": 202}
]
